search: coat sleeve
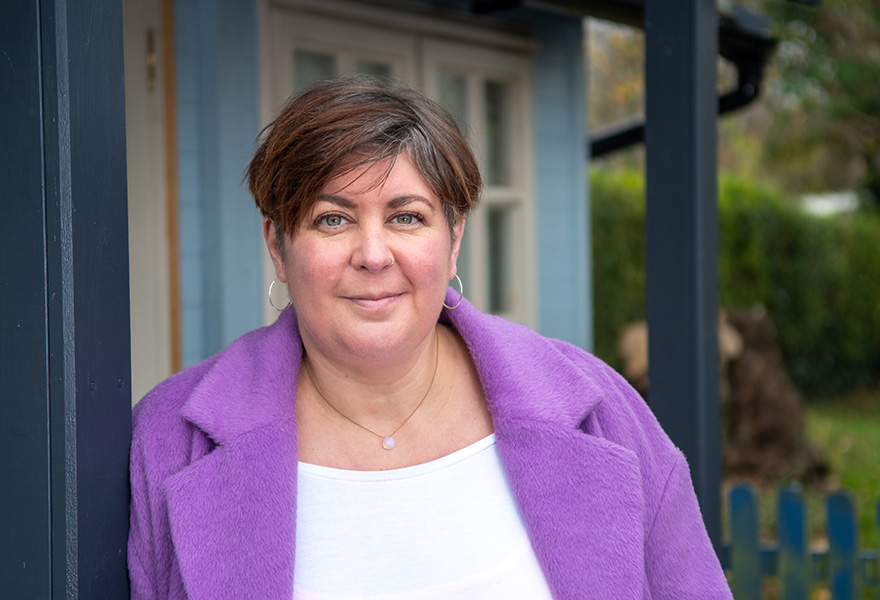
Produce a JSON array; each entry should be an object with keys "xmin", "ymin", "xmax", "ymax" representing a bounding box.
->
[{"xmin": 644, "ymin": 453, "xmax": 733, "ymax": 599}]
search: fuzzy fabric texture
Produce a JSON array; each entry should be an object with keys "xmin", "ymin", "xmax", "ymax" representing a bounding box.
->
[{"xmin": 129, "ymin": 292, "xmax": 732, "ymax": 599}]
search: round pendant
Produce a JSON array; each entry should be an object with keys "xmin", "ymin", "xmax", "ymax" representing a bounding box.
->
[{"xmin": 382, "ymin": 436, "xmax": 396, "ymax": 450}]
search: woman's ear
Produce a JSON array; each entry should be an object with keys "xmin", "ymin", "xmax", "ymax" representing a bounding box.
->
[
  {"xmin": 263, "ymin": 218, "xmax": 288, "ymax": 283},
  {"xmin": 449, "ymin": 219, "xmax": 466, "ymax": 277}
]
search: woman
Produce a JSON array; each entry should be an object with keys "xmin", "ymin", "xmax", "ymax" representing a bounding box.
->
[{"xmin": 129, "ymin": 77, "xmax": 732, "ymax": 599}]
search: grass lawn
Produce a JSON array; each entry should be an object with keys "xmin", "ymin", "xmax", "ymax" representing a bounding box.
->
[{"xmin": 805, "ymin": 387, "xmax": 880, "ymax": 551}]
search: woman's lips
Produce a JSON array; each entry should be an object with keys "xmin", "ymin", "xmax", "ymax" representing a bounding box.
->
[{"xmin": 345, "ymin": 293, "xmax": 402, "ymax": 310}]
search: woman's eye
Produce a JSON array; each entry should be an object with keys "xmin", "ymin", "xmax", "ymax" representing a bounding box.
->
[
  {"xmin": 318, "ymin": 214, "xmax": 345, "ymax": 228},
  {"xmin": 392, "ymin": 213, "xmax": 422, "ymax": 226}
]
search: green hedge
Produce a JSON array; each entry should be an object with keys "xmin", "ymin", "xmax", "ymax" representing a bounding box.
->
[{"xmin": 591, "ymin": 168, "xmax": 880, "ymax": 398}]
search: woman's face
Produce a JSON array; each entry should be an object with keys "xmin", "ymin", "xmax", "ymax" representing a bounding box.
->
[{"xmin": 266, "ymin": 154, "xmax": 464, "ymax": 366}]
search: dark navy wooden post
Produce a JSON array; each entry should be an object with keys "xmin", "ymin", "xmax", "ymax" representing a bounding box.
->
[
  {"xmin": 0, "ymin": 0, "xmax": 131, "ymax": 597},
  {"xmin": 1, "ymin": 2, "xmax": 53, "ymax": 596},
  {"xmin": 644, "ymin": 0, "xmax": 722, "ymax": 549}
]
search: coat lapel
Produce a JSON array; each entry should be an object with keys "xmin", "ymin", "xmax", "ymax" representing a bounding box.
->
[
  {"xmin": 164, "ymin": 311, "xmax": 302, "ymax": 600},
  {"xmin": 495, "ymin": 422, "xmax": 647, "ymax": 600},
  {"xmin": 448, "ymin": 300, "xmax": 648, "ymax": 599}
]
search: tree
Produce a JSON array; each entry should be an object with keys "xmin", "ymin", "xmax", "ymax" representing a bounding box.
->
[
  {"xmin": 586, "ymin": 19, "xmax": 646, "ymax": 170},
  {"xmin": 586, "ymin": 19, "xmax": 644, "ymax": 129},
  {"xmin": 758, "ymin": 0, "xmax": 880, "ymax": 209}
]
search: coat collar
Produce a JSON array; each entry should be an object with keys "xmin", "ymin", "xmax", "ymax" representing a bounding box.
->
[
  {"xmin": 178, "ymin": 309, "xmax": 302, "ymax": 443},
  {"xmin": 165, "ymin": 297, "xmax": 647, "ymax": 600}
]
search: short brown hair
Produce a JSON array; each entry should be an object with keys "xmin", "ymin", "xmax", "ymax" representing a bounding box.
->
[{"xmin": 247, "ymin": 76, "xmax": 482, "ymax": 237}]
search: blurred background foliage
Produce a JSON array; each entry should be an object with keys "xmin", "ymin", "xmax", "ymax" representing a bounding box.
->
[
  {"xmin": 591, "ymin": 168, "xmax": 880, "ymax": 398},
  {"xmin": 587, "ymin": 0, "xmax": 880, "ymax": 398},
  {"xmin": 750, "ymin": 0, "xmax": 880, "ymax": 210}
]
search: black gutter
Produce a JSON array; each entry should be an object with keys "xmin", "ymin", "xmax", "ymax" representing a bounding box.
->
[
  {"xmin": 472, "ymin": 0, "xmax": 778, "ymax": 158},
  {"xmin": 591, "ymin": 49, "xmax": 770, "ymax": 157},
  {"xmin": 587, "ymin": 2, "xmax": 777, "ymax": 157}
]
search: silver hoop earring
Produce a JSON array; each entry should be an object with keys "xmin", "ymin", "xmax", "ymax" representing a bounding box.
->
[
  {"xmin": 268, "ymin": 279, "xmax": 291, "ymax": 312},
  {"xmin": 443, "ymin": 274, "xmax": 464, "ymax": 310}
]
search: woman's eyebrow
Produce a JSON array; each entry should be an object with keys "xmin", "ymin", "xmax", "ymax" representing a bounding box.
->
[
  {"xmin": 316, "ymin": 194, "xmax": 434, "ymax": 210},
  {"xmin": 387, "ymin": 195, "xmax": 434, "ymax": 210},
  {"xmin": 315, "ymin": 194, "xmax": 357, "ymax": 209}
]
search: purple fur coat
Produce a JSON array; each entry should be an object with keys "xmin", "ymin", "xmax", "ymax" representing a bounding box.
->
[{"xmin": 129, "ymin": 295, "xmax": 732, "ymax": 599}]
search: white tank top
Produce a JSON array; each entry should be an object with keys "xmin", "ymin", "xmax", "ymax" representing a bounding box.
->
[{"xmin": 293, "ymin": 434, "xmax": 556, "ymax": 599}]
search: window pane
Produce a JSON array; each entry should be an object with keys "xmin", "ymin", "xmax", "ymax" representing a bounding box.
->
[
  {"xmin": 487, "ymin": 206, "xmax": 512, "ymax": 314},
  {"xmin": 294, "ymin": 49, "xmax": 337, "ymax": 91},
  {"xmin": 484, "ymin": 80, "xmax": 511, "ymax": 186},
  {"xmin": 354, "ymin": 59, "xmax": 393, "ymax": 80},
  {"xmin": 437, "ymin": 70, "xmax": 468, "ymax": 136}
]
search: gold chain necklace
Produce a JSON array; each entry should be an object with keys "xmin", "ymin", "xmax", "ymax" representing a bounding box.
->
[{"xmin": 304, "ymin": 331, "xmax": 440, "ymax": 450}]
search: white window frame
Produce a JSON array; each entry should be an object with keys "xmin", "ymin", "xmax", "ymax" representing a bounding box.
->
[
  {"xmin": 422, "ymin": 38, "xmax": 536, "ymax": 326},
  {"xmin": 266, "ymin": 8, "xmax": 418, "ymax": 109}
]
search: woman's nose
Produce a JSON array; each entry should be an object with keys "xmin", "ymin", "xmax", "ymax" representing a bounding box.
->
[{"xmin": 351, "ymin": 227, "xmax": 394, "ymax": 272}]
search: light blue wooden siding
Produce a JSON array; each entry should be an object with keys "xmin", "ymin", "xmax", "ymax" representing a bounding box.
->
[
  {"xmin": 175, "ymin": 0, "xmax": 263, "ymax": 367},
  {"xmin": 530, "ymin": 13, "xmax": 592, "ymax": 350}
]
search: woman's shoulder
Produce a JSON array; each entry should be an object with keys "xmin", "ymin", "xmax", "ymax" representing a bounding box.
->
[
  {"xmin": 547, "ymin": 336, "xmax": 680, "ymax": 448},
  {"xmin": 457, "ymin": 307, "xmax": 637, "ymax": 413},
  {"xmin": 454, "ymin": 303, "xmax": 677, "ymax": 455},
  {"xmin": 450, "ymin": 299, "xmax": 629, "ymax": 390},
  {"xmin": 131, "ymin": 356, "xmax": 219, "ymax": 480},
  {"xmin": 132, "ymin": 314, "xmax": 300, "ymax": 469},
  {"xmin": 133, "ymin": 314, "xmax": 295, "ymax": 428},
  {"xmin": 473, "ymin": 310, "xmax": 683, "ymax": 462},
  {"xmin": 131, "ymin": 329, "xmax": 261, "ymax": 462},
  {"xmin": 133, "ymin": 357, "xmax": 213, "ymax": 431}
]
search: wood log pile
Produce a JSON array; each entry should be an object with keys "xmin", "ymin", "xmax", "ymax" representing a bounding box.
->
[{"xmin": 618, "ymin": 307, "xmax": 828, "ymax": 483}]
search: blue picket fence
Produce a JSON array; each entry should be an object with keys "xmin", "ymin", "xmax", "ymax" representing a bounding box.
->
[{"xmin": 722, "ymin": 483, "xmax": 880, "ymax": 599}]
